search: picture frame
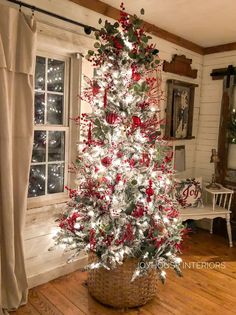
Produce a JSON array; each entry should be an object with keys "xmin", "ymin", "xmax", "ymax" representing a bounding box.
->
[{"xmin": 165, "ymin": 80, "xmax": 198, "ymax": 140}]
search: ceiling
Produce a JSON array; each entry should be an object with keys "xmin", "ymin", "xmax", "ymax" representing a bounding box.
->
[{"xmin": 102, "ymin": 0, "xmax": 236, "ymax": 47}]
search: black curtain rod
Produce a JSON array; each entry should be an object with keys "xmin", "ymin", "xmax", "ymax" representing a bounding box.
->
[{"xmin": 7, "ymin": 0, "xmax": 98, "ymax": 34}]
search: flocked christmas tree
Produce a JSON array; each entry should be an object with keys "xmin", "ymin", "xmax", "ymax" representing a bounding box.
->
[{"xmin": 55, "ymin": 4, "xmax": 185, "ymax": 282}]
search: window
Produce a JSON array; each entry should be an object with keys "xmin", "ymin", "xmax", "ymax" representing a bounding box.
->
[{"xmin": 28, "ymin": 55, "xmax": 69, "ymax": 198}]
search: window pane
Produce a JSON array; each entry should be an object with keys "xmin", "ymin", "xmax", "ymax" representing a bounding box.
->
[
  {"xmin": 28, "ymin": 165, "xmax": 46, "ymax": 197},
  {"xmin": 35, "ymin": 56, "xmax": 45, "ymax": 90},
  {"xmin": 34, "ymin": 92, "xmax": 45, "ymax": 124},
  {"xmin": 48, "ymin": 131, "xmax": 65, "ymax": 162},
  {"xmin": 47, "ymin": 94, "xmax": 63, "ymax": 124},
  {"xmin": 32, "ymin": 131, "xmax": 46, "ymax": 162},
  {"xmin": 30, "ymin": 55, "xmax": 68, "ymax": 199},
  {"xmin": 48, "ymin": 163, "xmax": 64, "ymax": 194},
  {"xmin": 47, "ymin": 59, "xmax": 65, "ymax": 92}
]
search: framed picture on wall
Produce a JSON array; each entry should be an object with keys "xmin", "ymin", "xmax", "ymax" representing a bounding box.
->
[{"xmin": 165, "ymin": 80, "xmax": 198, "ymax": 139}]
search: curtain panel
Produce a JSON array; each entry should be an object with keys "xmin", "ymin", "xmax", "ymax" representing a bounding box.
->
[{"xmin": 0, "ymin": 4, "xmax": 36, "ymax": 314}]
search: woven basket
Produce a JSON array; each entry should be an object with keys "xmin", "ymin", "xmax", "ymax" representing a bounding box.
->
[{"xmin": 87, "ymin": 253, "xmax": 158, "ymax": 308}]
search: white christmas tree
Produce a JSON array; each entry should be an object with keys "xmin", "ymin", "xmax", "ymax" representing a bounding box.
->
[{"xmin": 56, "ymin": 4, "xmax": 185, "ymax": 282}]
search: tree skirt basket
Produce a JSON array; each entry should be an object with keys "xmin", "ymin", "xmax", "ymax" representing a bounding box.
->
[{"xmin": 87, "ymin": 253, "xmax": 158, "ymax": 308}]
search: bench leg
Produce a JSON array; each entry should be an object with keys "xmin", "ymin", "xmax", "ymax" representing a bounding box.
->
[
  {"xmin": 226, "ymin": 214, "xmax": 233, "ymax": 247},
  {"xmin": 210, "ymin": 219, "xmax": 213, "ymax": 234}
]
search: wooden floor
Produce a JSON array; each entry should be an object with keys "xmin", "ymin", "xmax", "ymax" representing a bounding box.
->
[{"xmin": 12, "ymin": 230, "xmax": 236, "ymax": 315}]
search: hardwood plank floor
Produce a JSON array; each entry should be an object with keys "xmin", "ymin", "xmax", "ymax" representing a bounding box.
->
[{"xmin": 11, "ymin": 230, "xmax": 236, "ymax": 315}]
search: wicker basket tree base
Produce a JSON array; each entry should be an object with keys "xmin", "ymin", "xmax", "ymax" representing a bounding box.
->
[{"xmin": 87, "ymin": 254, "xmax": 158, "ymax": 308}]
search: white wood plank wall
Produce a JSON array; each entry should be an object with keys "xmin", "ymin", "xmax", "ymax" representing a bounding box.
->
[{"xmin": 195, "ymin": 50, "xmax": 236, "ymax": 181}]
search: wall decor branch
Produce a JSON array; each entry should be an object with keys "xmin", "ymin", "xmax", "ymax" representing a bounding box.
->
[{"xmin": 165, "ymin": 80, "xmax": 198, "ymax": 140}]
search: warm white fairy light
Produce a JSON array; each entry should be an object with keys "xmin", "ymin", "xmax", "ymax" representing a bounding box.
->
[
  {"xmin": 124, "ymin": 38, "xmax": 133, "ymax": 50},
  {"xmin": 125, "ymin": 94, "xmax": 134, "ymax": 104},
  {"xmin": 74, "ymin": 223, "xmax": 80, "ymax": 229},
  {"xmin": 163, "ymin": 217, "xmax": 169, "ymax": 224},
  {"xmin": 88, "ymin": 210, "xmax": 95, "ymax": 217},
  {"xmin": 54, "ymin": 9, "xmax": 185, "ymax": 285}
]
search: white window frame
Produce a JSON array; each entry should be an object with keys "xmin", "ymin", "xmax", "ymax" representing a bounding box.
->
[{"xmin": 28, "ymin": 51, "xmax": 71, "ymax": 208}]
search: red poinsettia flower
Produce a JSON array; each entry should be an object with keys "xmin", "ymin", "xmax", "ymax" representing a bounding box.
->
[{"xmin": 146, "ymin": 179, "xmax": 154, "ymax": 202}]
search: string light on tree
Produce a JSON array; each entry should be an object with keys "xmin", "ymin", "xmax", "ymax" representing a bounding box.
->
[{"xmin": 55, "ymin": 4, "xmax": 185, "ymax": 283}]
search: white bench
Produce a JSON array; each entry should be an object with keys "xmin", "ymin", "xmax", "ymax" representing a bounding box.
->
[{"xmin": 179, "ymin": 185, "xmax": 234, "ymax": 247}]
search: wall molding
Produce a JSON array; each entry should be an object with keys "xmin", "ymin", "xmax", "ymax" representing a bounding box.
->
[
  {"xmin": 28, "ymin": 255, "xmax": 87, "ymax": 288},
  {"xmin": 69, "ymin": 0, "xmax": 236, "ymax": 56},
  {"xmin": 69, "ymin": 0, "xmax": 203, "ymax": 54},
  {"xmin": 203, "ymin": 42, "xmax": 236, "ymax": 55}
]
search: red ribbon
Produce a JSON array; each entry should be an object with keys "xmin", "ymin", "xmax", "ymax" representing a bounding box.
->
[{"xmin": 88, "ymin": 122, "xmax": 92, "ymax": 144}]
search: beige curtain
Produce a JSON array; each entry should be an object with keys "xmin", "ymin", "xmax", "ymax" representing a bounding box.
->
[{"xmin": 0, "ymin": 4, "xmax": 36, "ymax": 314}]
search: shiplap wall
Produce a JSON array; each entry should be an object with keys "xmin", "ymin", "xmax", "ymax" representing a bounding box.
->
[
  {"xmin": 1, "ymin": 0, "xmax": 203, "ymax": 287},
  {"xmin": 158, "ymin": 43, "xmax": 202, "ymax": 178},
  {"xmin": 195, "ymin": 50, "xmax": 236, "ymax": 181}
]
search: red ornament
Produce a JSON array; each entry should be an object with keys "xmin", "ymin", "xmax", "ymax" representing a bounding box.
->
[
  {"xmin": 132, "ymin": 72, "xmax": 141, "ymax": 81},
  {"xmin": 146, "ymin": 179, "xmax": 154, "ymax": 202},
  {"xmin": 101, "ymin": 156, "xmax": 112, "ymax": 167},
  {"xmin": 117, "ymin": 151, "xmax": 123, "ymax": 158},
  {"xmin": 106, "ymin": 112, "xmax": 120, "ymax": 125},
  {"xmin": 115, "ymin": 173, "xmax": 122, "ymax": 183},
  {"xmin": 132, "ymin": 116, "xmax": 142, "ymax": 127},
  {"xmin": 87, "ymin": 122, "xmax": 92, "ymax": 144},
  {"xmin": 104, "ymin": 88, "xmax": 108, "ymax": 108}
]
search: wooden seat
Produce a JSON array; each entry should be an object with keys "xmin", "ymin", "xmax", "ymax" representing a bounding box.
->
[{"xmin": 179, "ymin": 185, "xmax": 234, "ymax": 247}]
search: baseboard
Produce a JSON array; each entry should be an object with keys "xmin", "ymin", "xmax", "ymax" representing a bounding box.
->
[{"xmin": 27, "ymin": 255, "xmax": 88, "ymax": 289}]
